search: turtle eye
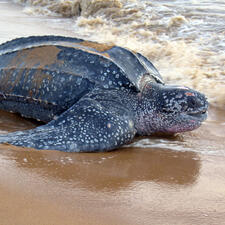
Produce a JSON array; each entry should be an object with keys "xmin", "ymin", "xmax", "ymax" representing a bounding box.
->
[
  {"xmin": 183, "ymin": 104, "xmax": 188, "ymax": 112},
  {"xmin": 188, "ymin": 96, "xmax": 202, "ymax": 108},
  {"xmin": 180, "ymin": 102, "xmax": 188, "ymax": 112}
]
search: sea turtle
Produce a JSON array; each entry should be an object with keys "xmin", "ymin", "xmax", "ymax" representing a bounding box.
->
[{"xmin": 0, "ymin": 36, "xmax": 208, "ymax": 152}]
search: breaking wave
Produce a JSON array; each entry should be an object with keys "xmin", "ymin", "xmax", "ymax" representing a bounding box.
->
[{"xmin": 13, "ymin": 0, "xmax": 225, "ymax": 109}]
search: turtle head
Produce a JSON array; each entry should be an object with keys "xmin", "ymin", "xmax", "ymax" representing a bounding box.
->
[{"xmin": 136, "ymin": 82, "xmax": 208, "ymax": 135}]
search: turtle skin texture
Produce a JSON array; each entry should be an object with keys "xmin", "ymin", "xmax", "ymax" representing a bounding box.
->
[{"xmin": 0, "ymin": 36, "xmax": 208, "ymax": 152}]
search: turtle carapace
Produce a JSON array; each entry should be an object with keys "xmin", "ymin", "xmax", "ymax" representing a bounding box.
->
[{"xmin": 0, "ymin": 36, "xmax": 208, "ymax": 152}]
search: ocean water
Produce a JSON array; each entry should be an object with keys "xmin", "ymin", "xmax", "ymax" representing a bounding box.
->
[{"xmin": 12, "ymin": 0, "xmax": 225, "ymax": 109}]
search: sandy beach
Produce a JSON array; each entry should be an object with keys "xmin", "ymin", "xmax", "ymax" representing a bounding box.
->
[{"xmin": 0, "ymin": 1, "xmax": 225, "ymax": 224}]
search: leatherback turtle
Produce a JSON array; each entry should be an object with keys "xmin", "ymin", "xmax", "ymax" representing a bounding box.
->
[{"xmin": 0, "ymin": 36, "xmax": 208, "ymax": 152}]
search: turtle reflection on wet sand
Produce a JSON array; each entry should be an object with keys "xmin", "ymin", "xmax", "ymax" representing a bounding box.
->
[{"xmin": 0, "ymin": 36, "xmax": 208, "ymax": 152}]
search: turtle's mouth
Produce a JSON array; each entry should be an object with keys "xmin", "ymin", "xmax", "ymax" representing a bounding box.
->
[
  {"xmin": 163, "ymin": 107, "xmax": 208, "ymax": 121},
  {"xmin": 165, "ymin": 108, "xmax": 208, "ymax": 134},
  {"xmin": 186, "ymin": 109, "xmax": 207, "ymax": 120},
  {"xmin": 183, "ymin": 107, "xmax": 208, "ymax": 123}
]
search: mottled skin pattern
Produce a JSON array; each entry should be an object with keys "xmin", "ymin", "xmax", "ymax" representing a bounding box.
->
[{"xmin": 0, "ymin": 36, "xmax": 208, "ymax": 152}]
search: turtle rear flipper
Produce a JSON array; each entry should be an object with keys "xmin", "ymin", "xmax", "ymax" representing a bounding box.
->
[{"xmin": 0, "ymin": 90, "xmax": 136, "ymax": 152}]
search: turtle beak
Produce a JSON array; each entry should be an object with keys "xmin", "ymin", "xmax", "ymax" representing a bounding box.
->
[{"xmin": 185, "ymin": 91, "xmax": 208, "ymax": 116}]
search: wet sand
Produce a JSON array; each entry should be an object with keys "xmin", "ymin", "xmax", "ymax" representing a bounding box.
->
[
  {"xmin": 0, "ymin": 1, "xmax": 225, "ymax": 225},
  {"xmin": 1, "ymin": 126, "xmax": 225, "ymax": 225}
]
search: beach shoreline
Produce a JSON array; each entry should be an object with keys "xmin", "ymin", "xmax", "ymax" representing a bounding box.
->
[{"xmin": 0, "ymin": 1, "xmax": 225, "ymax": 224}]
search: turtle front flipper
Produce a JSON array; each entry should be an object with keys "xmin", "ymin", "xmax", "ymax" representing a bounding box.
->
[{"xmin": 0, "ymin": 90, "xmax": 136, "ymax": 152}]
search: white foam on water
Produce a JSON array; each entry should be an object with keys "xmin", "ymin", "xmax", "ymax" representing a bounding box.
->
[{"xmin": 11, "ymin": 0, "xmax": 225, "ymax": 109}]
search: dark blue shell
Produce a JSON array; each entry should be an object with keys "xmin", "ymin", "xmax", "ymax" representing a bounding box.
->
[
  {"xmin": 0, "ymin": 36, "xmax": 164, "ymax": 152},
  {"xmin": 0, "ymin": 35, "xmax": 163, "ymax": 88},
  {"xmin": 0, "ymin": 35, "xmax": 163, "ymax": 121}
]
